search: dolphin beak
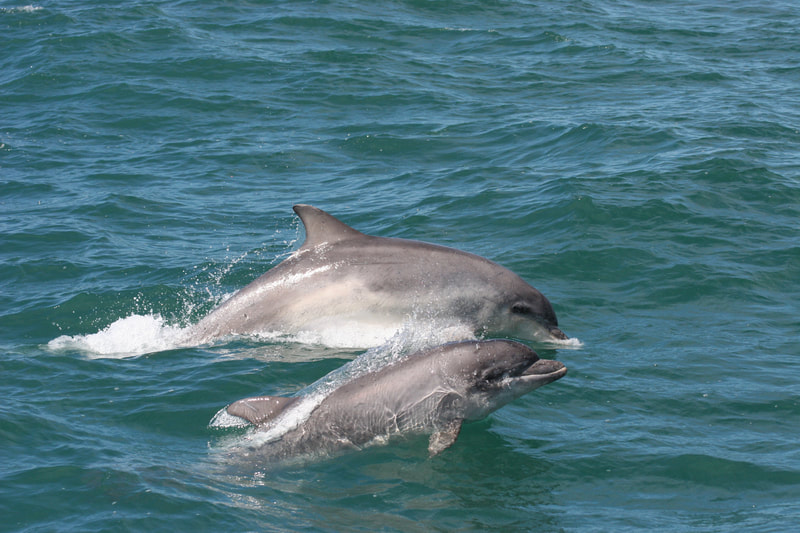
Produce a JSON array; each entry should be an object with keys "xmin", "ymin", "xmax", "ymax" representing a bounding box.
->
[
  {"xmin": 548, "ymin": 327, "xmax": 568, "ymax": 340},
  {"xmin": 520, "ymin": 359, "xmax": 567, "ymax": 384}
]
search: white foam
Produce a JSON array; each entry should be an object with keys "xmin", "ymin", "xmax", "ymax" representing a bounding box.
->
[
  {"xmin": 47, "ymin": 314, "xmax": 191, "ymax": 359},
  {"xmin": 550, "ymin": 336, "xmax": 584, "ymax": 349},
  {"xmin": 46, "ymin": 305, "xmax": 582, "ymax": 361},
  {"xmin": 1, "ymin": 5, "xmax": 42, "ymax": 13},
  {"xmin": 210, "ymin": 408, "xmax": 251, "ymax": 429}
]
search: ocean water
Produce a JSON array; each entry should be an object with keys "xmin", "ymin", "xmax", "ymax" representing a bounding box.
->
[{"xmin": 2, "ymin": 0, "xmax": 799, "ymax": 530}]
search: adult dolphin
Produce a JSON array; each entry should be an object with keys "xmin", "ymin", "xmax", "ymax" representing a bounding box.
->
[
  {"xmin": 224, "ymin": 340, "xmax": 567, "ymax": 460},
  {"xmin": 189, "ymin": 205, "xmax": 567, "ymax": 347}
]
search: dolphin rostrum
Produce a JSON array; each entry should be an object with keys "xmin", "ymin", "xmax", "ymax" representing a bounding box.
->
[
  {"xmin": 189, "ymin": 205, "xmax": 567, "ymax": 347},
  {"xmin": 225, "ymin": 339, "xmax": 567, "ymax": 460}
]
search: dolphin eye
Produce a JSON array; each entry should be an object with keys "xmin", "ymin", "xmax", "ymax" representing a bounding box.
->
[
  {"xmin": 476, "ymin": 369, "xmax": 506, "ymax": 390},
  {"xmin": 511, "ymin": 303, "xmax": 532, "ymax": 315}
]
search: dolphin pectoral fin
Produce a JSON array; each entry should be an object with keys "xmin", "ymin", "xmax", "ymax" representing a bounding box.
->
[
  {"xmin": 428, "ymin": 419, "xmax": 463, "ymax": 457},
  {"xmin": 226, "ymin": 395, "xmax": 298, "ymax": 426}
]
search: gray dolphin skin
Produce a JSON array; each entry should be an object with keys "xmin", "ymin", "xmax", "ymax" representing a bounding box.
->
[
  {"xmin": 226, "ymin": 339, "xmax": 567, "ymax": 460},
  {"xmin": 189, "ymin": 204, "xmax": 567, "ymax": 347}
]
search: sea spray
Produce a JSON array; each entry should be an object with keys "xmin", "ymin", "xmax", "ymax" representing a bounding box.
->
[{"xmin": 47, "ymin": 314, "xmax": 192, "ymax": 359}]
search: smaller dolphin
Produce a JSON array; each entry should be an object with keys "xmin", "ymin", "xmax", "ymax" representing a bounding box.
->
[
  {"xmin": 189, "ymin": 205, "xmax": 567, "ymax": 348},
  {"xmin": 225, "ymin": 340, "xmax": 566, "ymax": 460}
]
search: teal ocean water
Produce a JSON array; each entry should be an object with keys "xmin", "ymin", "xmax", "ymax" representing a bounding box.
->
[{"xmin": 2, "ymin": 1, "xmax": 799, "ymax": 530}]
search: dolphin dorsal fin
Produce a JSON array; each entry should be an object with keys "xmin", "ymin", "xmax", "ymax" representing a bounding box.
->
[
  {"xmin": 293, "ymin": 204, "xmax": 364, "ymax": 249},
  {"xmin": 226, "ymin": 395, "xmax": 298, "ymax": 426}
]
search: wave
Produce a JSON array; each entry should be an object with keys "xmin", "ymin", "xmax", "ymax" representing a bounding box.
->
[
  {"xmin": 47, "ymin": 313, "xmax": 192, "ymax": 359},
  {"xmin": 47, "ymin": 303, "xmax": 582, "ymax": 360},
  {"xmin": 0, "ymin": 5, "xmax": 42, "ymax": 14}
]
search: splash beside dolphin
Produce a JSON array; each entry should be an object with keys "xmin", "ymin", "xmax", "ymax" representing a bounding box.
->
[
  {"xmin": 223, "ymin": 339, "xmax": 567, "ymax": 461},
  {"xmin": 188, "ymin": 205, "xmax": 567, "ymax": 348}
]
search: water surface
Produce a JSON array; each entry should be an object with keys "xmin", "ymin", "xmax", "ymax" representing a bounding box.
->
[{"xmin": 2, "ymin": 1, "xmax": 799, "ymax": 531}]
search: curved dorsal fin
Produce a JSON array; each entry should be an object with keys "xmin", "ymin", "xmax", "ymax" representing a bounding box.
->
[
  {"xmin": 226, "ymin": 395, "xmax": 298, "ymax": 426},
  {"xmin": 293, "ymin": 204, "xmax": 364, "ymax": 248}
]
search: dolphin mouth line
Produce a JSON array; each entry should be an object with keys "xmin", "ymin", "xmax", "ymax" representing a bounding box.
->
[{"xmin": 519, "ymin": 359, "xmax": 567, "ymax": 381}]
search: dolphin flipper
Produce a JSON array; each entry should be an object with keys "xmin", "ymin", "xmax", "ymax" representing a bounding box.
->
[
  {"xmin": 428, "ymin": 419, "xmax": 463, "ymax": 456},
  {"xmin": 227, "ymin": 395, "xmax": 298, "ymax": 426}
]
